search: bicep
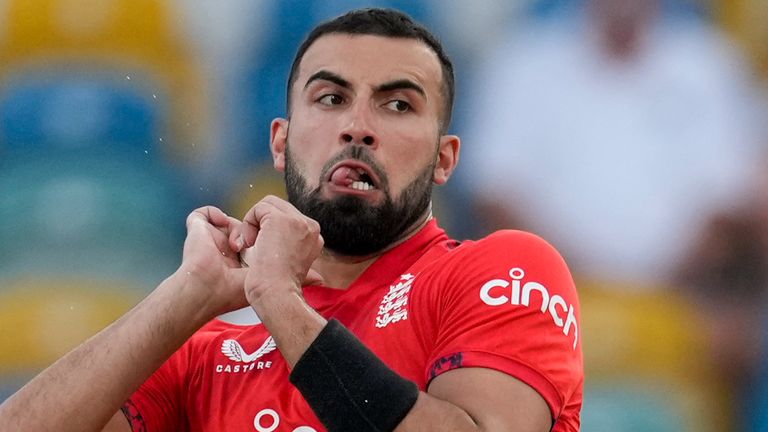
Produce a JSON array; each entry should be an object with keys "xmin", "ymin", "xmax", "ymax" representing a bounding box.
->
[
  {"xmin": 102, "ymin": 411, "xmax": 132, "ymax": 432},
  {"xmin": 427, "ymin": 367, "xmax": 552, "ymax": 432}
]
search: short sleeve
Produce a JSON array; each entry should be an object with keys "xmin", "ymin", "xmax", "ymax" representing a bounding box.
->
[
  {"xmin": 424, "ymin": 230, "xmax": 583, "ymax": 421},
  {"xmin": 124, "ymin": 342, "xmax": 191, "ymax": 432}
]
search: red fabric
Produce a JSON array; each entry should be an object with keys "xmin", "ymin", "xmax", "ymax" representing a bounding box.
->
[{"xmin": 128, "ymin": 220, "xmax": 583, "ymax": 431}]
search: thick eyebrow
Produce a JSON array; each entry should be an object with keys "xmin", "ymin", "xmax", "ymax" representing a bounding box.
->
[
  {"xmin": 304, "ymin": 71, "xmax": 427, "ymax": 101},
  {"xmin": 375, "ymin": 79, "xmax": 426, "ymax": 99},
  {"xmin": 304, "ymin": 70, "xmax": 350, "ymax": 90}
]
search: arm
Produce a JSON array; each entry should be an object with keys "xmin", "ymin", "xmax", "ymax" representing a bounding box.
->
[
  {"xmin": 254, "ymin": 293, "xmax": 551, "ymax": 432},
  {"xmin": 0, "ymin": 207, "xmax": 250, "ymax": 432},
  {"xmin": 237, "ymin": 196, "xmax": 557, "ymax": 432}
]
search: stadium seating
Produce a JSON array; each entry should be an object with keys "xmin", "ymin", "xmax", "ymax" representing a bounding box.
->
[
  {"xmin": 579, "ymin": 279, "xmax": 733, "ymax": 431},
  {"xmin": 0, "ymin": 276, "xmax": 141, "ymax": 400},
  {"xmin": 0, "ymin": 0, "xmax": 208, "ymax": 165},
  {"xmin": 0, "ymin": 150, "xmax": 190, "ymax": 287}
]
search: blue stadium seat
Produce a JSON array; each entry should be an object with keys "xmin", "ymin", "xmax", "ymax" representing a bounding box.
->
[
  {"xmin": 0, "ymin": 150, "xmax": 192, "ymax": 288},
  {"xmin": 0, "ymin": 0, "xmax": 207, "ymax": 166},
  {"xmin": 0, "ymin": 72, "xmax": 164, "ymax": 153},
  {"xmin": 582, "ymin": 382, "xmax": 686, "ymax": 431}
]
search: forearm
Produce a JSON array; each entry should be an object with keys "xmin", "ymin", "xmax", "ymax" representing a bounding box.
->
[
  {"xmin": 396, "ymin": 392, "xmax": 478, "ymax": 432},
  {"xmin": 0, "ymin": 272, "xmax": 215, "ymax": 432},
  {"xmin": 249, "ymin": 288, "xmax": 326, "ymax": 368}
]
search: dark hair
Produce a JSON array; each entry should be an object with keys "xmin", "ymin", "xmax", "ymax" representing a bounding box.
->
[{"xmin": 286, "ymin": 8, "xmax": 455, "ymax": 133}]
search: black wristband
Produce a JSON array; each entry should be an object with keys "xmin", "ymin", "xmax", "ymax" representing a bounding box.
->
[{"xmin": 289, "ymin": 319, "xmax": 419, "ymax": 432}]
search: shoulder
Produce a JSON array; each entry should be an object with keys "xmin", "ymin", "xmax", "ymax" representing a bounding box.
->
[
  {"xmin": 448, "ymin": 230, "xmax": 570, "ymax": 275},
  {"xmin": 424, "ymin": 230, "xmax": 577, "ymax": 309},
  {"xmin": 472, "ymin": 229, "xmax": 564, "ymax": 253}
]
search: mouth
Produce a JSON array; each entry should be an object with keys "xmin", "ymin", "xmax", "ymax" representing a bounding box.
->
[{"xmin": 326, "ymin": 160, "xmax": 381, "ymax": 193}]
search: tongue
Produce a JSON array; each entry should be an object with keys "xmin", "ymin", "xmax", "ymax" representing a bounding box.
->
[{"xmin": 330, "ymin": 166, "xmax": 361, "ymax": 186}]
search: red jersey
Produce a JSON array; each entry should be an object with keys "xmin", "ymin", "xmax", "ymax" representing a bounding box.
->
[{"xmin": 127, "ymin": 220, "xmax": 583, "ymax": 431}]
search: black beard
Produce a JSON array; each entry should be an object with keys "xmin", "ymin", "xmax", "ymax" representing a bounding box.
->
[{"xmin": 284, "ymin": 144, "xmax": 435, "ymax": 256}]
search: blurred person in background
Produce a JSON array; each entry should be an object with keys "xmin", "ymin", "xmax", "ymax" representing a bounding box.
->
[
  {"xmin": 459, "ymin": 0, "xmax": 767, "ymax": 430},
  {"xmin": 674, "ymin": 157, "xmax": 768, "ymax": 432},
  {"xmin": 459, "ymin": 0, "xmax": 765, "ymax": 288}
]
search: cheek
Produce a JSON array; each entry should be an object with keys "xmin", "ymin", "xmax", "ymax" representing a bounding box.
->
[
  {"xmin": 384, "ymin": 133, "xmax": 439, "ymax": 192},
  {"xmin": 389, "ymin": 121, "xmax": 438, "ymax": 162},
  {"xmin": 287, "ymin": 121, "xmax": 335, "ymax": 179}
]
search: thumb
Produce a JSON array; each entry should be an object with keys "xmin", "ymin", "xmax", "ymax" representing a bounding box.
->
[{"xmin": 303, "ymin": 269, "xmax": 325, "ymax": 287}]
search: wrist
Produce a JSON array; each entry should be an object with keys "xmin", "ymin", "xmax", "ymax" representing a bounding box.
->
[
  {"xmin": 290, "ymin": 319, "xmax": 419, "ymax": 431},
  {"xmin": 162, "ymin": 270, "xmax": 223, "ymax": 324},
  {"xmin": 245, "ymin": 277, "xmax": 303, "ymax": 306},
  {"xmin": 248, "ymin": 288, "xmax": 326, "ymax": 367}
]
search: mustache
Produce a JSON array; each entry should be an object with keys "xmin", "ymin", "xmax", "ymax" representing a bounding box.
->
[{"xmin": 318, "ymin": 146, "xmax": 389, "ymax": 190}]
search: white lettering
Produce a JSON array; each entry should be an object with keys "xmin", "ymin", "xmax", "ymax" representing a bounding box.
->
[
  {"xmin": 254, "ymin": 409, "xmax": 279, "ymax": 432},
  {"xmin": 479, "ymin": 279, "xmax": 509, "ymax": 306},
  {"xmin": 509, "ymin": 268, "xmax": 524, "ymax": 305},
  {"xmin": 521, "ymin": 282, "xmax": 550, "ymax": 313},
  {"xmin": 563, "ymin": 305, "xmax": 578, "ymax": 349},
  {"xmin": 479, "ymin": 268, "xmax": 579, "ymax": 349},
  {"xmin": 215, "ymin": 361, "xmax": 272, "ymax": 374},
  {"xmin": 253, "ymin": 408, "xmax": 317, "ymax": 432},
  {"xmin": 548, "ymin": 295, "xmax": 567, "ymax": 326}
]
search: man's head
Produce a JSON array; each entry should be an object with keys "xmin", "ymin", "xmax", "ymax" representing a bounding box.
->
[
  {"xmin": 270, "ymin": 8, "xmax": 460, "ymax": 257},
  {"xmin": 588, "ymin": 0, "xmax": 659, "ymax": 61},
  {"xmin": 286, "ymin": 8, "xmax": 455, "ymax": 134}
]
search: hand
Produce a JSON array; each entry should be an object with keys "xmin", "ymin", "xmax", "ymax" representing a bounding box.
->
[
  {"xmin": 177, "ymin": 206, "xmax": 249, "ymax": 316},
  {"xmin": 233, "ymin": 196, "xmax": 325, "ymax": 304}
]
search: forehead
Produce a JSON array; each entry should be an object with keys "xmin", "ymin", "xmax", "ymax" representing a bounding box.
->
[{"xmin": 295, "ymin": 33, "xmax": 444, "ymax": 96}]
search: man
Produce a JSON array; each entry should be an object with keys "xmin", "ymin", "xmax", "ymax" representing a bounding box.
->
[
  {"xmin": 460, "ymin": 0, "xmax": 761, "ymax": 285},
  {"xmin": 0, "ymin": 8, "xmax": 582, "ymax": 431}
]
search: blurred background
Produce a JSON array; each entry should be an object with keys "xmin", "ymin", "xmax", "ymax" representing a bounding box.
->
[{"xmin": 0, "ymin": 0, "xmax": 767, "ymax": 430}]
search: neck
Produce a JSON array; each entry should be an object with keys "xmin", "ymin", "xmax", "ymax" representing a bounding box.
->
[{"xmin": 311, "ymin": 206, "xmax": 433, "ymax": 289}]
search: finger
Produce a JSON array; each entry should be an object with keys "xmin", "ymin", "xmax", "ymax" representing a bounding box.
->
[
  {"xmin": 185, "ymin": 207, "xmax": 242, "ymax": 264},
  {"xmin": 186, "ymin": 206, "xmax": 227, "ymax": 232},
  {"xmin": 262, "ymin": 195, "xmax": 321, "ymax": 235},
  {"xmin": 261, "ymin": 195, "xmax": 298, "ymax": 213},
  {"xmin": 228, "ymin": 217, "xmax": 245, "ymax": 252},
  {"xmin": 188, "ymin": 207, "xmax": 240, "ymax": 241},
  {"xmin": 303, "ymin": 268, "xmax": 325, "ymax": 287},
  {"xmin": 241, "ymin": 200, "xmax": 280, "ymax": 247}
]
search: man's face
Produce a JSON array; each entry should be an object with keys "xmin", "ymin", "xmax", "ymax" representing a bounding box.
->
[
  {"xmin": 273, "ymin": 34, "xmax": 449, "ymax": 256},
  {"xmin": 285, "ymin": 143, "xmax": 435, "ymax": 255}
]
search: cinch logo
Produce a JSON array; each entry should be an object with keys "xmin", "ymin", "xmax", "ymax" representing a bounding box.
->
[
  {"xmin": 479, "ymin": 268, "xmax": 578, "ymax": 349},
  {"xmin": 215, "ymin": 336, "xmax": 276, "ymax": 373}
]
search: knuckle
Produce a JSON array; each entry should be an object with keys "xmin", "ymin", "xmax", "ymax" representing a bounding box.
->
[{"xmin": 307, "ymin": 219, "xmax": 321, "ymax": 235}]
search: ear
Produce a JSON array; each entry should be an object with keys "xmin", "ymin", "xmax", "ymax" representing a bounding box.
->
[
  {"xmin": 433, "ymin": 134, "xmax": 460, "ymax": 185},
  {"xmin": 270, "ymin": 118, "xmax": 289, "ymax": 172}
]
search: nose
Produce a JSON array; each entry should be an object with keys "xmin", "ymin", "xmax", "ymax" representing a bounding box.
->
[{"xmin": 339, "ymin": 103, "xmax": 378, "ymax": 148}]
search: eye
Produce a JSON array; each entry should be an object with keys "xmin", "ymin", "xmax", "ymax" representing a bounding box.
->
[
  {"xmin": 317, "ymin": 94, "xmax": 344, "ymax": 106},
  {"xmin": 384, "ymin": 100, "xmax": 411, "ymax": 113}
]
